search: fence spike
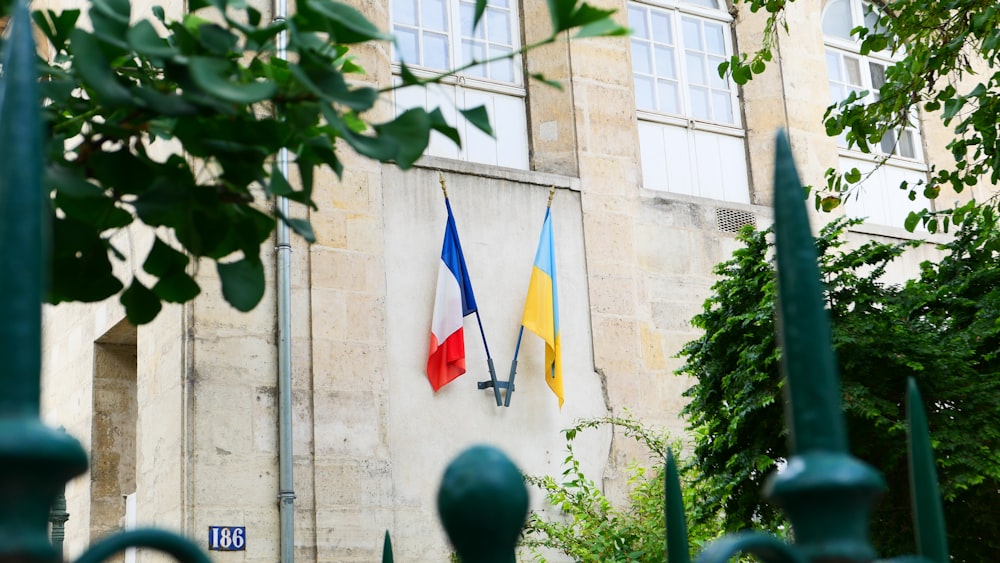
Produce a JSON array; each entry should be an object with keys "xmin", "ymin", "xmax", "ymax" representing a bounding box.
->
[{"xmin": 906, "ymin": 378, "xmax": 949, "ymax": 562}]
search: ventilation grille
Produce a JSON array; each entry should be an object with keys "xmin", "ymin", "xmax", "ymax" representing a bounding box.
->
[{"xmin": 716, "ymin": 208, "xmax": 756, "ymax": 233}]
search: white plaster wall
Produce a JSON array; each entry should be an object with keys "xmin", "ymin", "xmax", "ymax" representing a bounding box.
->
[{"xmin": 381, "ymin": 165, "xmax": 610, "ymax": 560}]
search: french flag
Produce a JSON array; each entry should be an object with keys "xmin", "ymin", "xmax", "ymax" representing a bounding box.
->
[{"xmin": 427, "ymin": 199, "xmax": 478, "ymax": 391}]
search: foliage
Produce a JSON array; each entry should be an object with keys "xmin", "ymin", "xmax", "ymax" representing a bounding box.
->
[
  {"xmin": 726, "ymin": 0, "xmax": 1000, "ymax": 232},
  {"xmin": 677, "ymin": 213, "xmax": 1000, "ymax": 561},
  {"xmin": 521, "ymin": 416, "xmax": 727, "ymax": 563},
  {"xmin": 1, "ymin": 0, "xmax": 624, "ymax": 324}
]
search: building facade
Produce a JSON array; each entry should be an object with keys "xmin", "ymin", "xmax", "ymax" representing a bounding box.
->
[{"xmin": 40, "ymin": 0, "xmax": 985, "ymax": 561}]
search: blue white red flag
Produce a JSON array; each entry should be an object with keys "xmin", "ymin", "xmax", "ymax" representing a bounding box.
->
[{"xmin": 427, "ymin": 199, "xmax": 478, "ymax": 391}]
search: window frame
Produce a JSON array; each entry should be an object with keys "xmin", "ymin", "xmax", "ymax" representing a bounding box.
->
[
  {"xmin": 630, "ymin": 0, "xmax": 743, "ymax": 134},
  {"xmin": 390, "ymin": 0, "xmax": 525, "ymax": 94},
  {"xmin": 822, "ymin": 0, "xmax": 924, "ymax": 163}
]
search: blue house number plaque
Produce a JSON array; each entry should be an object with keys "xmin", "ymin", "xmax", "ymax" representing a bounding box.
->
[{"xmin": 208, "ymin": 526, "xmax": 246, "ymax": 551}]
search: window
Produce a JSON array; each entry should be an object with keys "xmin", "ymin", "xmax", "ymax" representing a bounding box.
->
[
  {"xmin": 391, "ymin": 0, "xmax": 529, "ymax": 169},
  {"xmin": 823, "ymin": 0, "xmax": 928, "ymax": 227},
  {"xmin": 631, "ymin": 0, "xmax": 750, "ymax": 204},
  {"xmin": 824, "ymin": 0, "xmax": 919, "ymax": 160}
]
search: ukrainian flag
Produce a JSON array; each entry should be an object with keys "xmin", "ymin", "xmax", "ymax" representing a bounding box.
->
[{"xmin": 521, "ymin": 208, "xmax": 563, "ymax": 408}]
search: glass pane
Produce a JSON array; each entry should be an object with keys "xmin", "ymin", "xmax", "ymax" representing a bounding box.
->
[
  {"xmin": 658, "ymin": 80, "xmax": 679, "ymax": 113},
  {"xmin": 632, "ymin": 40, "xmax": 652, "ymax": 74},
  {"xmin": 683, "ymin": 0, "xmax": 718, "ymax": 7},
  {"xmin": 422, "ymin": 0, "xmax": 448, "ymax": 31},
  {"xmin": 460, "ymin": 3, "xmax": 483, "ymax": 37},
  {"xmin": 822, "ymin": 0, "xmax": 853, "ymax": 39},
  {"xmin": 489, "ymin": 46, "xmax": 514, "ymax": 81},
  {"xmin": 682, "ymin": 17, "xmax": 702, "ymax": 51},
  {"xmin": 708, "ymin": 55, "xmax": 727, "ymax": 88},
  {"xmin": 863, "ymin": 5, "xmax": 886, "ymax": 35},
  {"xmin": 689, "ymin": 85, "xmax": 710, "ymax": 119},
  {"xmin": 829, "ymin": 83, "xmax": 843, "ymax": 104},
  {"xmin": 654, "ymin": 45, "xmax": 675, "ymax": 77},
  {"xmin": 487, "ymin": 8, "xmax": 511, "ymax": 44},
  {"xmin": 394, "ymin": 26, "xmax": 419, "ymax": 63},
  {"xmin": 880, "ymin": 128, "xmax": 896, "ymax": 154},
  {"xmin": 869, "ymin": 61, "xmax": 886, "ymax": 89},
  {"xmin": 635, "ymin": 75, "xmax": 656, "ymax": 110},
  {"xmin": 488, "ymin": 0, "xmax": 508, "ymax": 8},
  {"xmin": 651, "ymin": 12, "xmax": 672, "ymax": 44},
  {"xmin": 686, "ymin": 52, "xmax": 706, "ymax": 85},
  {"xmin": 826, "ymin": 51, "xmax": 842, "ymax": 82},
  {"xmin": 704, "ymin": 22, "xmax": 725, "ymax": 55},
  {"xmin": 844, "ymin": 56, "xmax": 862, "ymax": 86},
  {"xmin": 424, "ymin": 32, "xmax": 450, "ymax": 68},
  {"xmin": 392, "ymin": 0, "xmax": 417, "ymax": 26},
  {"xmin": 898, "ymin": 130, "xmax": 916, "ymax": 158},
  {"xmin": 629, "ymin": 6, "xmax": 648, "ymax": 39},
  {"xmin": 463, "ymin": 39, "xmax": 486, "ymax": 65},
  {"xmin": 712, "ymin": 90, "xmax": 733, "ymax": 123}
]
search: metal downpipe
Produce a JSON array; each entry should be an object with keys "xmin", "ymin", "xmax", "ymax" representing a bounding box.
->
[{"xmin": 274, "ymin": 0, "xmax": 296, "ymax": 559}]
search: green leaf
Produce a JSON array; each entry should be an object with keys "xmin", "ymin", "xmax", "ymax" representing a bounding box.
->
[
  {"xmin": 844, "ymin": 167, "xmax": 861, "ymax": 183},
  {"xmin": 301, "ymin": 0, "xmax": 393, "ymax": 43},
  {"xmin": 459, "ymin": 105, "xmax": 493, "ymax": 137},
  {"xmin": 372, "ymin": 108, "xmax": 432, "ymax": 168},
  {"xmin": 288, "ymin": 62, "xmax": 378, "ymax": 110},
  {"xmin": 91, "ymin": 0, "xmax": 130, "ymax": 25},
  {"xmin": 904, "ymin": 211, "xmax": 920, "ymax": 232},
  {"xmin": 397, "ymin": 63, "xmax": 421, "ymax": 86},
  {"xmin": 127, "ymin": 20, "xmax": 177, "ymax": 59},
  {"xmin": 429, "ymin": 108, "xmax": 461, "ymax": 146},
  {"xmin": 529, "ymin": 72, "xmax": 563, "ymax": 90},
  {"xmin": 942, "ymin": 97, "xmax": 966, "ymax": 121},
  {"xmin": 573, "ymin": 17, "xmax": 629, "ymax": 39},
  {"xmin": 285, "ymin": 217, "xmax": 316, "ymax": 243},
  {"xmin": 68, "ymin": 29, "xmax": 133, "ymax": 107},
  {"xmin": 132, "ymin": 85, "xmax": 201, "ymax": 116},
  {"xmin": 120, "ymin": 279, "xmax": 163, "ymax": 325},
  {"xmin": 196, "ymin": 23, "xmax": 240, "ymax": 55},
  {"xmin": 143, "ymin": 237, "xmax": 190, "ymax": 277},
  {"xmin": 820, "ymin": 196, "xmax": 842, "ymax": 212},
  {"xmin": 564, "ymin": 3, "xmax": 616, "ymax": 32},
  {"xmin": 49, "ymin": 217, "xmax": 125, "ymax": 303},
  {"xmin": 471, "ymin": 0, "xmax": 487, "ymax": 32},
  {"xmin": 33, "ymin": 9, "xmax": 81, "ymax": 52},
  {"xmin": 153, "ymin": 272, "xmax": 201, "ymax": 303},
  {"xmin": 546, "ymin": 0, "xmax": 574, "ymax": 34},
  {"xmin": 268, "ymin": 165, "xmax": 295, "ymax": 197},
  {"xmin": 217, "ymin": 255, "xmax": 266, "ymax": 312},
  {"xmin": 189, "ymin": 56, "xmax": 278, "ymax": 104},
  {"xmin": 49, "ymin": 166, "xmax": 134, "ymax": 230}
]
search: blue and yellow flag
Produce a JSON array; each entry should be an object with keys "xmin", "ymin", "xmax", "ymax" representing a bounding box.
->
[{"xmin": 521, "ymin": 207, "xmax": 563, "ymax": 408}]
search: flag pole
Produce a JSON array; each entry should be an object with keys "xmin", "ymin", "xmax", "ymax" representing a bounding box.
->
[
  {"xmin": 504, "ymin": 187, "xmax": 556, "ymax": 407},
  {"xmin": 503, "ymin": 327, "xmax": 524, "ymax": 407},
  {"xmin": 475, "ymin": 312, "xmax": 501, "ymax": 406},
  {"xmin": 440, "ymin": 173, "xmax": 503, "ymax": 406}
]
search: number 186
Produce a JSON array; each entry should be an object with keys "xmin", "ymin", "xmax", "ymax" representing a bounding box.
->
[{"xmin": 208, "ymin": 526, "xmax": 246, "ymax": 551}]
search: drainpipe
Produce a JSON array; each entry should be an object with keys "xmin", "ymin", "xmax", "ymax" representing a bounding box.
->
[{"xmin": 274, "ymin": 0, "xmax": 296, "ymax": 560}]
